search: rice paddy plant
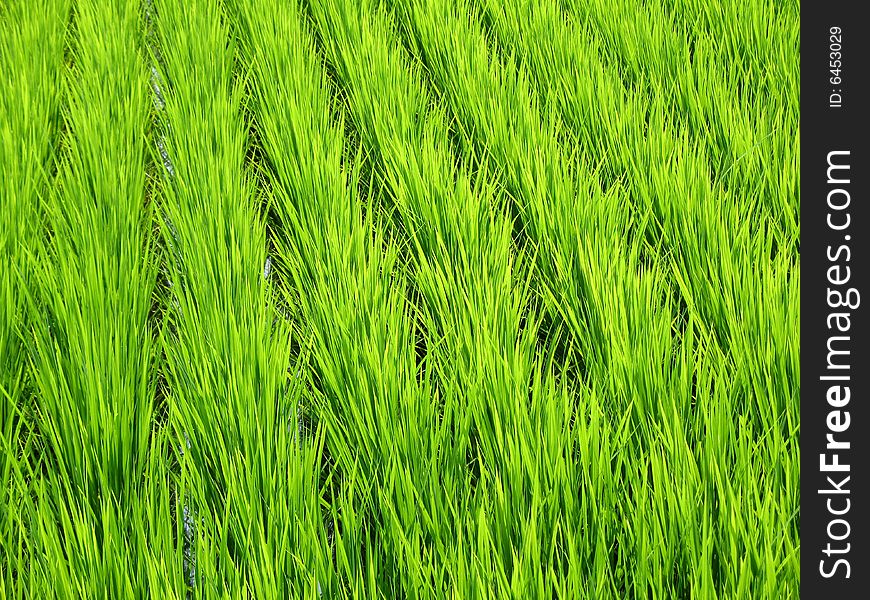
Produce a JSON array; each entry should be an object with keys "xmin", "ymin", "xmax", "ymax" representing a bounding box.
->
[
  {"xmin": 0, "ymin": 0, "xmax": 192, "ymax": 596},
  {"xmin": 471, "ymin": 0, "xmax": 800, "ymax": 592},
  {"xmin": 389, "ymin": 0, "xmax": 673, "ymax": 434},
  {"xmin": 0, "ymin": 0, "xmax": 70, "ymax": 593},
  {"xmin": 479, "ymin": 0, "xmax": 799, "ymax": 540},
  {"xmin": 230, "ymin": 0, "xmax": 435, "ymax": 593},
  {"xmin": 0, "ymin": 0, "xmax": 800, "ymax": 597},
  {"xmin": 304, "ymin": 0, "xmax": 569, "ymax": 593},
  {"xmin": 147, "ymin": 0, "xmax": 335, "ymax": 596}
]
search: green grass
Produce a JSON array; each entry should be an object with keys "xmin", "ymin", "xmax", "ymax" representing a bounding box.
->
[{"xmin": 0, "ymin": 0, "xmax": 799, "ymax": 597}]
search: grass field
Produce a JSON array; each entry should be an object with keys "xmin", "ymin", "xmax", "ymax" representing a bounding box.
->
[{"xmin": 0, "ymin": 0, "xmax": 800, "ymax": 597}]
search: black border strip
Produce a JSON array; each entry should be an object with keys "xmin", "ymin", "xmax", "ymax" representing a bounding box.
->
[{"xmin": 802, "ymin": 0, "xmax": 869, "ymax": 596}]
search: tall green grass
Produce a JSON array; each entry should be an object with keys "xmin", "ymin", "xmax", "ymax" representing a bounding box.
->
[
  {"xmin": 232, "ymin": 0, "xmax": 428, "ymax": 593},
  {"xmin": 0, "ymin": 0, "xmax": 799, "ymax": 597},
  {"xmin": 306, "ymin": 0, "xmax": 561, "ymax": 594},
  {"xmin": 1, "ymin": 0, "xmax": 185, "ymax": 596},
  {"xmin": 476, "ymin": 0, "xmax": 800, "ymax": 592},
  {"xmin": 149, "ymin": 0, "xmax": 328, "ymax": 596},
  {"xmin": 0, "ymin": 0, "xmax": 70, "ymax": 593}
]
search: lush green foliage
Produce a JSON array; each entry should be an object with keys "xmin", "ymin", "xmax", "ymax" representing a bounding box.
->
[{"xmin": 1, "ymin": 0, "xmax": 799, "ymax": 597}]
